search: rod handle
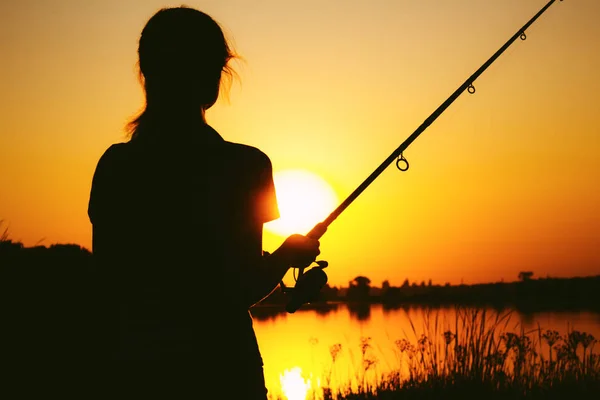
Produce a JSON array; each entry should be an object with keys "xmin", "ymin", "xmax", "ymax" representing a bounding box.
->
[{"xmin": 306, "ymin": 221, "xmax": 327, "ymax": 240}]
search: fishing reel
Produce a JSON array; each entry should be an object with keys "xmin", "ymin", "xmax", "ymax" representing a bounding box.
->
[{"xmin": 281, "ymin": 260, "xmax": 329, "ymax": 313}]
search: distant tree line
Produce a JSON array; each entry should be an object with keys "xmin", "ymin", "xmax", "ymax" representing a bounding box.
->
[
  {"xmin": 262, "ymin": 271, "xmax": 600, "ymax": 314},
  {"xmin": 2, "ymin": 236, "xmax": 600, "ymax": 322}
]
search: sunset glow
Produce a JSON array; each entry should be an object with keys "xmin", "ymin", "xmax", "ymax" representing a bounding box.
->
[
  {"xmin": 1, "ymin": 0, "xmax": 599, "ymax": 286},
  {"xmin": 265, "ymin": 169, "xmax": 338, "ymax": 237}
]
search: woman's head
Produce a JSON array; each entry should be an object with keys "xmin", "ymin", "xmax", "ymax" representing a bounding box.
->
[{"xmin": 129, "ymin": 7, "xmax": 237, "ymax": 135}]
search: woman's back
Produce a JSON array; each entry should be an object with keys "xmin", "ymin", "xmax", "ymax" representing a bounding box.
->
[{"xmin": 88, "ymin": 124, "xmax": 277, "ymax": 364}]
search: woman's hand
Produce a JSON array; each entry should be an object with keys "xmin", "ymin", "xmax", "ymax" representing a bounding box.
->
[
  {"xmin": 279, "ymin": 223, "xmax": 326, "ymax": 268},
  {"xmin": 280, "ymin": 234, "xmax": 320, "ymax": 268}
]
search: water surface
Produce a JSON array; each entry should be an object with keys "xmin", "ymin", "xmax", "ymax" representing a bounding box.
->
[{"xmin": 252, "ymin": 303, "xmax": 600, "ymax": 399}]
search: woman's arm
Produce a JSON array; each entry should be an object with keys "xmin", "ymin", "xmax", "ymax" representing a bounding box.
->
[{"xmin": 239, "ymin": 221, "xmax": 322, "ymax": 308}]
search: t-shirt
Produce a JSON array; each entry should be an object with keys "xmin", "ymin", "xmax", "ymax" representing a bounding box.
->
[{"xmin": 87, "ymin": 124, "xmax": 279, "ymax": 364}]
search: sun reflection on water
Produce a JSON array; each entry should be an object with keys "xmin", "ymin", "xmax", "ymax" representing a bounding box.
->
[{"xmin": 279, "ymin": 367, "xmax": 311, "ymax": 400}]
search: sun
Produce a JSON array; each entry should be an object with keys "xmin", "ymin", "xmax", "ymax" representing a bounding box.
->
[
  {"xmin": 279, "ymin": 367, "xmax": 311, "ymax": 400},
  {"xmin": 265, "ymin": 169, "xmax": 338, "ymax": 237}
]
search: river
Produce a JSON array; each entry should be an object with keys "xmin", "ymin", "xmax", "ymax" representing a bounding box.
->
[{"xmin": 250, "ymin": 303, "xmax": 600, "ymax": 400}]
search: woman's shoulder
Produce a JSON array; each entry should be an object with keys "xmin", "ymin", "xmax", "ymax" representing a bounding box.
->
[
  {"xmin": 222, "ymin": 141, "xmax": 273, "ymax": 169},
  {"xmin": 97, "ymin": 142, "xmax": 130, "ymax": 163},
  {"xmin": 93, "ymin": 141, "xmax": 143, "ymax": 175},
  {"xmin": 90, "ymin": 142, "xmax": 135, "ymax": 191}
]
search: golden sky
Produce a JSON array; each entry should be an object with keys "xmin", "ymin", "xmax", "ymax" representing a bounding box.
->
[{"xmin": 1, "ymin": 0, "xmax": 598, "ymax": 286}]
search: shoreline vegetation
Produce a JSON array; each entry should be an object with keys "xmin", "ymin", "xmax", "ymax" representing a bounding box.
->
[
  {"xmin": 251, "ymin": 272, "xmax": 600, "ymax": 321},
  {"xmin": 1, "ymin": 238, "xmax": 599, "ymax": 314},
  {"xmin": 272, "ymin": 308, "xmax": 600, "ymax": 400},
  {"xmin": 2, "ymin": 235, "xmax": 599, "ymax": 398}
]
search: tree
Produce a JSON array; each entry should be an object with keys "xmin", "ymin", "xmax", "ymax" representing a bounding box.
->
[
  {"xmin": 518, "ymin": 271, "xmax": 534, "ymax": 282},
  {"xmin": 347, "ymin": 276, "xmax": 372, "ymax": 301}
]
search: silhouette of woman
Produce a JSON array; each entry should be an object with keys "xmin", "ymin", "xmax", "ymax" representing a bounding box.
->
[{"xmin": 88, "ymin": 6, "xmax": 323, "ymax": 399}]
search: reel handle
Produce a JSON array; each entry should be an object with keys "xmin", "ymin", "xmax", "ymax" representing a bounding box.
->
[
  {"xmin": 295, "ymin": 222, "xmax": 328, "ymax": 277},
  {"xmin": 285, "ymin": 264, "xmax": 328, "ymax": 313}
]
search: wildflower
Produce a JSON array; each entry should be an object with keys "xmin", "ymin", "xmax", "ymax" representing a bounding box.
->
[
  {"xmin": 501, "ymin": 332, "xmax": 519, "ymax": 350},
  {"xmin": 363, "ymin": 357, "xmax": 377, "ymax": 371},
  {"xmin": 443, "ymin": 330, "xmax": 455, "ymax": 345},
  {"xmin": 580, "ymin": 332, "xmax": 596, "ymax": 350},
  {"xmin": 417, "ymin": 334, "xmax": 431, "ymax": 352},
  {"xmin": 329, "ymin": 344, "xmax": 342, "ymax": 363},
  {"xmin": 360, "ymin": 337, "xmax": 372, "ymax": 355},
  {"xmin": 395, "ymin": 339, "xmax": 410, "ymax": 353},
  {"xmin": 542, "ymin": 330, "xmax": 561, "ymax": 347}
]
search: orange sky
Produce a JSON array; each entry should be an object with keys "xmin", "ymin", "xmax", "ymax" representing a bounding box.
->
[{"xmin": 1, "ymin": 0, "xmax": 599, "ymax": 286}]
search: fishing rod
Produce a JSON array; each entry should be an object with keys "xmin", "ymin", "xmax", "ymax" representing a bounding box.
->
[{"xmin": 282, "ymin": 0, "xmax": 563, "ymax": 313}]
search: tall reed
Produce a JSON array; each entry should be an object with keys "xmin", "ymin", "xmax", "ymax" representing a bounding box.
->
[{"xmin": 308, "ymin": 307, "xmax": 600, "ymax": 400}]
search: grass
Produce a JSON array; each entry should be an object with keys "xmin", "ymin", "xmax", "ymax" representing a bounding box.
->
[{"xmin": 273, "ymin": 307, "xmax": 600, "ymax": 400}]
